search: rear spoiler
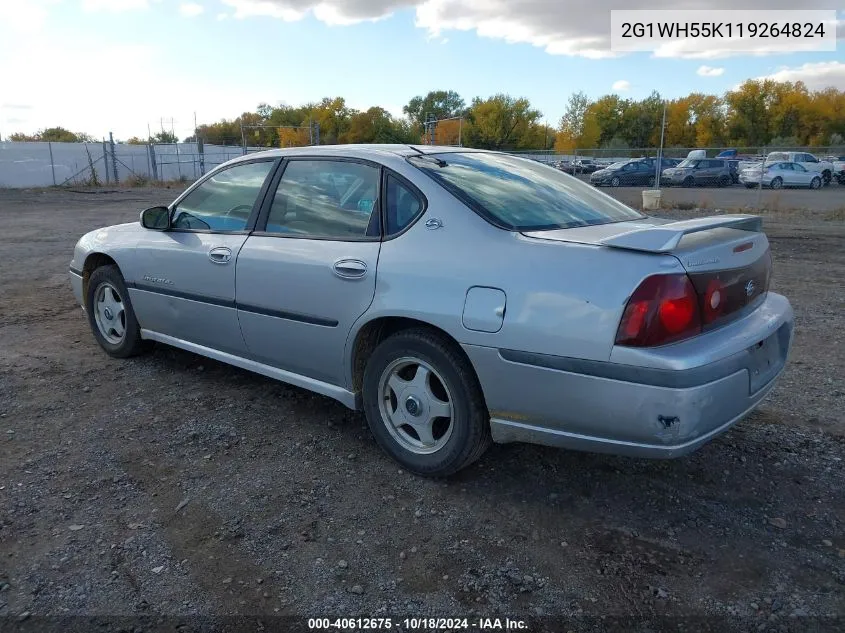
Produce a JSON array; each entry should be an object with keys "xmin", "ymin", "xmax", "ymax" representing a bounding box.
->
[{"xmin": 601, "ymin": 215, "xmax": 762, "ymax": 253}]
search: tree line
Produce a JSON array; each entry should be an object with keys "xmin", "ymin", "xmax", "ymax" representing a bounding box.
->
[
  {"xmin": 556, "ymin": 80, "xmax": 845, "ymax": 151},
  {"xmin": 7, "ymin": 80, "xmax": 845, "ymax": 150}
]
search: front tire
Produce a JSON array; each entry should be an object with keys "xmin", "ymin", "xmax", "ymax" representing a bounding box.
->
[
  {"xmin": 85, "ymin": 265, "xmax": 148, "ymax": 358},
  {"xmin": 682, "ymin": 176, "xmax": 694, "ymax": 188},
  {"xmin": 362, "ymin": 329, "xmax": 491, "ymax": 477},
  {"xmin": 610, "ymin": 176, "xmax": 621, "ymax": 187}
]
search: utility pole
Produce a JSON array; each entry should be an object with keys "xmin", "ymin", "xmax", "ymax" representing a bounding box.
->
[{"xmin": 655, "ymin": 101, "xmax": 667, "ymax": 189}]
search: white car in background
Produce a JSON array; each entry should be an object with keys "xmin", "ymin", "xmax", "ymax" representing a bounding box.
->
[
  {"xmin": 828, "ymin": 156, "xmax": 845, "ymax": 184},
  {"xmin": 765, "ymin": 151, "xmax": 833, "ymax": 185},
  {"xmin": 740, "ymin": 161, "xmax": 823, "ymax": 190}
]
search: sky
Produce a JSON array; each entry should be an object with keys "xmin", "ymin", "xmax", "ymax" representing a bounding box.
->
[{"xmin": 0, "ymin": 0, "xmax": 843, "ymax": 141}]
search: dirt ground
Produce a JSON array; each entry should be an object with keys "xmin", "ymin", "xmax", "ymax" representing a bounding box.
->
[{"xmin": 0, "ymin": 186, "xmax": 843, "ymax": 632}]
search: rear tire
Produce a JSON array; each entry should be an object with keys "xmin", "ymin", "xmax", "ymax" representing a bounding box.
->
[
  {"xmin": 85, "ymin": 265, "xmax": 149, "ymax": 358},
  {"xmin": 771, "ymin": 177, "xmax": 783, "ymax": 190},
  {"xmin": 717, "ymin": 174, "xmax": 731, "ymax": 187},
  {"xmin": 362, "ymin": 328, "xmax": 491, "ymax": 477},
  {"xmin": 647, "ymin": 175, "xmax": 655, "ymax": 187},
  {"xmin": 822, "ymin": 170, "xmax": 831, "ymax": 186},
  {"xmin": 810, "ymin": 176, "xmax": 821, "ymax": 190},
  {"xmin": 682, "ymin": 176, "xmax": 694, "ymax": 188}
]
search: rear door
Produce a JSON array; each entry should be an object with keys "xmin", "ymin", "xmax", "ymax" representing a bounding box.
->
[
  {"xmin": 790, "ymin": 163, "xmax": 811, "ymax": 186},
  {"xmin": 131, "ymin": 159, "xmax": 277, "ymax": 355},
  {"xmin": 235, "ymin": 157, "xmax": 382, "ymax": 386}
]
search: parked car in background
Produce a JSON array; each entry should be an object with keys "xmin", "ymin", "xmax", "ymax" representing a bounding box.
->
[
  {"xmin": 643, "ymin": 157, "xmax": 680, "ymax": 171},
  {"xmin": 661, "ymin": 158, "xmax": 733, "ymax": 187},
  {"xmin": 828, "ymin": 156, "xmax": 845, "ymax": 184},
  {"xmin": 765, "ymin": 152, "xmax": 833, "ymax": 185},
  {"xmin": 68, "ymin": 144, "xmax": 794, "ymax": 477},
  {"xmin": 726, "ymin": 160, "xmax": 742, "ymax": 184},
  {"xmin": 589, "ymin": 159, "xmax": 657, "ymax": 187},
  {"xmin": 553, "ymin": 160, "xmax": 575, "ymax": 174},
  {"xmin": 572, "ymin": 158, "xmax": 600, "ymax": 174},
  {"xmin": 740, "ymin": 161, "xmax": 823, "ymax": 189}
]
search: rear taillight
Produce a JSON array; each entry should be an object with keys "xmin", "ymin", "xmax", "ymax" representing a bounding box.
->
[{"xmin": 615, "ymin": 274, "xmax": 702, "ymax": 347}]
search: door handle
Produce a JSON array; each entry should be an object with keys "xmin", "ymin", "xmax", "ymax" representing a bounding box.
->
[
  {"xmin": 208, "ymin": 246, "xmax": 232, "ymax": 264},
  {"xmin": 332, "ymin": 259, "xmax": 367, "ymax": 279}
]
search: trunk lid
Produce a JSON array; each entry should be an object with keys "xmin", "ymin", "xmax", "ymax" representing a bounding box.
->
[{"xmin": 523, "ymin": 214, "xmax": 773, "ymax": 329}]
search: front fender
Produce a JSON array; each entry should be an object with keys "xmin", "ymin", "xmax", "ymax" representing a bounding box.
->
[{"xmin": 70, "ymin": 222, "xmax": 146, "ymax": 284}]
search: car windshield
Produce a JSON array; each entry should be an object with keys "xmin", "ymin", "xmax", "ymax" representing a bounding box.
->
[
  {"xmin": 408, "ymin": 152, "xmax": 645, "ymax": 231},
  {"xmin": 677, "ymin": 159, "xmax": 699, "ymax": 168},
  {"xmin": 608, "ymin": 161, "xmax": 628, "ymax": 169}
]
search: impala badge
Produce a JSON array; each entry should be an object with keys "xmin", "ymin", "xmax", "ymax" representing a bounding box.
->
[
  {"xmin": 143, "ymin": 275, "xmax": 174, "ymax": 285},
  {"xmin": 745, "ymin": 280, "xmax": 756, "ymax": 296}
]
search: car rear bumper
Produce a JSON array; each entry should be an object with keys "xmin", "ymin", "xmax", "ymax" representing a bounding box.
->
[{"xmin": 463, "ymin": 292, "xmax": 794, "ymax": 458}]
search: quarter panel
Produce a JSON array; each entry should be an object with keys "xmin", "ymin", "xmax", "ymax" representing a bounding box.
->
[{"xmin": 346, "ymin": 182, "xmax": 685, "ymax": 388}]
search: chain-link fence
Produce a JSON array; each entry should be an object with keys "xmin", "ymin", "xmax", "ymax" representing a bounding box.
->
[{"xmin": 0, "ymin": 139, "xmax": 261, "ymax": 188}]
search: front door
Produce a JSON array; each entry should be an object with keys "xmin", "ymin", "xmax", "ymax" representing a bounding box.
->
[
  {"xmin": 236, "ymin": 158, "xmax": 382, "ymax": 386},
  {"xmin": 131, "ymin": 159, "xmax": 277, "ymax": 356}
]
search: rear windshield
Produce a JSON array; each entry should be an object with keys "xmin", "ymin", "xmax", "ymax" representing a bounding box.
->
[
  {"xmin": 768, "ymin": 152, "xmax": 789, "ymax": 161},
  {"xmin": 408, "ymin": 152, "xmax": 644, "ymax": 231}
]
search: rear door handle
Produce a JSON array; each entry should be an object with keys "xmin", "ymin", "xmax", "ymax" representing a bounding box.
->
[
  {"xmin": 209, "ymin": 246, "xmax": 232, "ymax": 264},
  {"xmin": 333, "ymin": 259, "xmax": 367, "ymax": 279}
]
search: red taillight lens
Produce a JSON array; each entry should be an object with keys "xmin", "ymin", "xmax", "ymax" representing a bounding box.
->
[{"xmin": 615, "ymin": 274, "xmax": 702, "ymax": 347}]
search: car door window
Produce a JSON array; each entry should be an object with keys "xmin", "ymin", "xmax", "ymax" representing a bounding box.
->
[
  {"xmin": 172, "ymin": 161, "xmax": 274, "ymax": 232},
  {"xmin": 264, "ymin": 160, "xmax": 380, "ymax": 239},
  {"xmin": 385, "ymin": 175, "xmax": 424, "ymax": 235}
]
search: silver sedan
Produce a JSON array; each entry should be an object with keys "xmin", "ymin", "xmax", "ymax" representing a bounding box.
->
[
  {"xmin": 69, "ymin": 145, "xmax": 794, "ymax": 476},
  {"xmin": 740, "ymin": 161, "xmax": 823, "ymax": 189}
]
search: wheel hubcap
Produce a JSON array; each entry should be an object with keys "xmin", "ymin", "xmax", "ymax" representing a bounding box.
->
[
  {"xmin": 93, "ymin": 283, "xmax": 127, "ymax": 345},
  {"xmin": 378, "ymin": 357, "xmax": 454, "ymax": 455}
]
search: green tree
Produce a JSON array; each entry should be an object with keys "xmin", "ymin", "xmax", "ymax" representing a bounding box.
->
[
  {"xmin": 343, "ymin": 107, "xmax": 416, "ymax": 144},
  {"xmin": 724, "ymin": 79, "xmax": 777, "ymax": 146},
  {"xmin": 152, "ymin": 130, "xmax": 178, "ymax": 144},
  {"xmin": 555, "ymin": 91, "xmax": 591, "ymax": 151},
  {"xmin": 464, "ymin": 94, "xmax": 543, "ymax": 150},
  {"xmin": 10, "ymin": 127, "xmax": 94, "ymax": 142},
  {"xmin": 403, "ymin": 90, "xmax": 466, "ymax": 128}
]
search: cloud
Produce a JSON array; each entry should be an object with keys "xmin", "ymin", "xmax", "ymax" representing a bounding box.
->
[
  {"xmin": 757, "ymin": 61, "xmax": 845, "ymax": 91},
  {"xmin": 81, "ymin": 0, "xmax": 151, "ymax": 11},
  {"xmin": 179, "ymin": 2, "xmax": 205, "ymax": 17},
  {"xmin": 0, "ymin": 37, "xmax": 264, "ymax": 140},
  {"xmin": 612, "ymin": 80, "xmax": 630, "ymax": 92},
  {"xmin": 697, "ymin": 65, "xmax": 724, "ymax": 77},
  {"xmin": 1, "ymin": 104, "xmax": 34, "ymax": 111},
  {"xmin": 216, "ymin": 1, "xmax": 841, "ymax": 58},
  {"xmin": 0, "ymin": 1, "xmax": 62, "ymax": 33}
]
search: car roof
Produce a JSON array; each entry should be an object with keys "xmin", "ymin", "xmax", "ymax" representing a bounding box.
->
[{"xmin": 226, "ymin": 144, "xmax": 482, "ymax": 164}]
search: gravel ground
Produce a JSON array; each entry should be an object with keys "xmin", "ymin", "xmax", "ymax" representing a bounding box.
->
[{"xmin": 0, "ymin": 187, "xmax": 843, "ymax": 632}]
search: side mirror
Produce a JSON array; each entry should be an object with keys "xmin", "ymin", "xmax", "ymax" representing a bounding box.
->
[{"xmin": 140, "ymin": 206, "xmax": 170, "ymax": 231}]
